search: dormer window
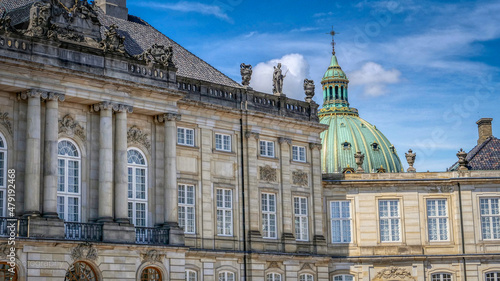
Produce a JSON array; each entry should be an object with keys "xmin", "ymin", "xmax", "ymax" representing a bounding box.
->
[
  {"xmin": 371, "ymin": 143, "xmax": 379, "ymax": 151},
  {"xmin": 376, "ymin": 166, "xmax": 386, "ymax": 173},
  {"xmin": 342, "ymin": 142, "xmax": 351, "ymax": 150}
]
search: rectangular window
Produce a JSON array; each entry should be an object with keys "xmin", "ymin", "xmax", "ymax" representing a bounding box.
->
[
  {"xmin": 177, "ymin": 127, "xmax": 194, "ymax": 146},
  {"xmin": 262, "ymin": 193, "xmax": 277, "ymax": 239},
  {"xmin": 427, "ymin": 199, "xmax": 449, "ymax": 241},
  {"xmin": 178, "ymin": 184, "xmax": 195, "ymax": 234},
  {"xmin": 379, "ymin": 199, "xmax": 401, "ymax": 242},
  {"xmin": 0, "ymin": 151, "xmax": 4, "ymax": 188},
  {"xmin": 215, "ymin": 133, "xmax": 231, "ymax": 152},
  {"xmin": 480, "ymin": 198, "xmax": 500, "ymax": 240},
  {"xmin": 292, "ymin": 146, "xmax": 306, "ymax": 162},
  {"xmin": 294, "ymin": 196, "xmax": 309, "ymax": 241},
  {"xmin": 216, "ymin": 188, "xmax": 233, "ymax": 236},
  {"xmin": 330, "ymin": 201, "xmax": 352, "ymax": 243},
  {"xmin": 260, "ymin": 140, "xmax": 275, "ymax": 158}
]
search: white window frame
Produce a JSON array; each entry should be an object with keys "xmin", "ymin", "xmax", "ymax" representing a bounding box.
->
[
  {"xmin": 127, "ymin": 148, "xmax": 148, "ymax": 227},
  {"xmin": 215, "ymin": 133, "xmax": 231, "ymax": 152},
  {"xmin": 178, "ymin": 184, "xmax": 195, "ymax": 234},
  {"xmin": 379, "ymin": 199, "xmax": 401, "ymax": 242},
  {"xmin": 294, "ymin": 196, "xmax": 309, "ymax": 241},
  {"xmin": 216, "ymin": 188, "xmax": 233, "ymax": 236},
  {"xmin": 292, "ymin": 145, "xmax": 306, "ymax": 162},
  {"xmin": 57, "ymin": 139, "xmax": 81, "ymax": 222},
  {"xmin": 333, "ymin": 274, "xmax": 354, "ymax": 281},
  {"xmin": 431, "ymin": 273, "xmax": 451, "ymax": 281},
  {"xmin": 0, "ymin": 133, "xmax": 7, "ymax": 217},
  {"xmin": 300, "ymin": 274, "xmax": 314, "ymax": 281},
  {"xmin": 260, "ymin": 140, "xmax": 275, "ymax": 158},
  {"xmin": 480, "ymin": 198, "xmax": 500, "ymax": 240},
  {"xmin": 262, "ymin": 193, "xmax": 277, "ymax": 239},
  {"xmin": 218, "ymin": 271, "xmax": 235, "ymax": 281},
  {"xmin": 177, "ymin": 127, "xmax": 195, "ymax": 146},
  {"xmin": 486, "ymin": 272, "xmax": 500, "ymax": 281},
  {"xmin": 330, "ymin": 200, "xmax": 352, "ymax": 243},
  {"xmin": 427, "ymin": 199, "xmax": 449, "ymax": 241},
  {"xmin": 186, "ymin": 269, "xmax": 197, "ymax": 281},
  {"xmin": 267, "ymin": 273, "xmax": 282, "ymax": 281}
]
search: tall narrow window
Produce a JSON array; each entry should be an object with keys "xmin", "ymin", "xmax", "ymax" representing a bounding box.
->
[
  {"xmin": 215, "ymin": 133, "xmax": 232, "ymax": 152},
  {"xmin": 329, "ymin": 86, "xmax": 333, "ymax": 100},
  {"xmin": 335, "ymin": 86, "xmax": 339, "ymax": 99},
  {"xmin": 379, "ymin": 200, "xmax": 401, "ymax": 242},
  {"xmin": 427, "ymin": 199, "xmax": 449, "ymax": 241},
  {"xmin": 294, "ymin": 197, "xmax": 309, "ymax": 241},
  {"xmin": 127, "ymin": 149, "xmax": 147, "ymax": 227},
  {"xmin": 432, "ymin": 273, "xmax": 451, "ymax": 281},
  {"xmin": 218, "ymin": 271, "xmax": 235, "ymax": 281},
  {"xmin": 267, "ymin": 273, "xmax": 282, "ymax": 281},
  {"xmin": 186, "ymin": 270, "xmax": 197, "ymax": 281},
  {"xmin": 480, "ymin": 198, "xmax": 500, "ymax": 240},
  {"xmin": 57, "ymin": 140, "xmax": 81, "ymax": 222},
  {"xmin": 334, "ymin": 275, "xmax": 354, "ymax": 281},
  {"xmin": 300, "ymin": 274, "xmax": 314, "ymax": 281},
  {"xmin": 216, "ymin": 189, "xmax": 233, "ymax": 236},
  {"xmin": 260, "ymin": 140, "xmax": 275, "ymax": 158},
  {"xmin": 340, "ymin": 86, "xmax": 344, "ymax": 100},
  {"xmin": 331, "ymin": 201, "xmax": 352, "ymax": 243},
  {"xmin": 486, "ymin": 272, "xmax": 500, "ymax": 281},
  {"xmin": 177, "ymin": 127, "xmax": 194, "ymax": 146},
  {"xmin": 292, "ymin": 145, "xmax": 306, "ymax": 162},
  {"xmin": 262, "ymin": 193, "xmax": 277, "ymax": 239},
  {"xmin": 178, "ymin": 184, "xmax": 195, "ymax": 234},
  {"xmin": 0, "ymin": 134, "xmax": 7, "ymax": 217}
]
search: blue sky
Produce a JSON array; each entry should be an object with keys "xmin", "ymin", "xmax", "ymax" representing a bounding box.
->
[{"xmin": 128, "ymin": 0, "xmax": 500, "ymax": 172}]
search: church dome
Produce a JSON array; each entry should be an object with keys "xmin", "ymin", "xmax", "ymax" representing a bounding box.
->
[{"xmin": 319, "ymin": 32, "xmax": 402, "ymax": 173}]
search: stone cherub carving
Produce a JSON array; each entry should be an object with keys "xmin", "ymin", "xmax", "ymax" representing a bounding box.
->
[
  {"xmin": 273, "ymin": 63, "xmax": 287, "ymax": 96},
  {"xmin": 135, "ymin": 44, "xmax": 175, "ymax": 67},
  {"xmin": 25, "ymin": 1, "xmax": 52, "ymax": 37},
  {"xmin": 100, "ymin": 24, "xmax": 126, "ymax": 55},
  {"xmin": 303, "ymin": 79, "xmax": 315, "ymax": 103},
  {"xmin": 240, "ymin": 63, "xmax": 252, "ymax": 86}
]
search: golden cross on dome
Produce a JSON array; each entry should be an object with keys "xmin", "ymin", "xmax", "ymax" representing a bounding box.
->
[{"xmin": 326, "ymin": 26, "xmax": 338, "ymax": 55}]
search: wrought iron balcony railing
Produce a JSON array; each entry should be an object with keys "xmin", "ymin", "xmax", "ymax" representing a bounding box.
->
[
  {"xmin": 135, "ymin": 227, "xmax": 169, "ymax": 245},
  {"xmin": 0, "ymin": 217, "xmax": 29, "ymax": 238},
  {"xmin": 64, "ymin": 222, "xmax": 103, "ymax": 242}
]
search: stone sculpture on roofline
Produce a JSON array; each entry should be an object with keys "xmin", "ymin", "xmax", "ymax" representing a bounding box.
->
[
  {"xmin": 304, "ymin": 79, "xmax": 315, "ymax": 103},
  {"xmin": 240, "ymin": 63, "xmax": 252, "ymax": 88},
  {"xmin": 273, "ymin": 63, "xmax": 287, "ymax": 96}
]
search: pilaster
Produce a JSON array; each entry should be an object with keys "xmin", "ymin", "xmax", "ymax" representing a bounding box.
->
[
  {"xmin": 114, "ymin": 104, "xmax": 133, "ymax": 223},
  {"xmin": 310, "ymin": 142, "xmax": 327, "ymax": 253},
  {"xmin": 245, "ymin": 131, "xmax": 261, "ymax": 241}
]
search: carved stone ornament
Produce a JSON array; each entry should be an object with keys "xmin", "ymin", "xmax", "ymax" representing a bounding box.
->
[
  {"xmin": 70, "ymin": 242, "xmax": 98, "ymax": 261},
  {"xmin": 309, "ymin": 143, "xmax": 322, "ymax": 150},
  {"xmin": 0, "ymin": 112, "xmax": 13, "ymax": 136},
  {"xmin": 278, "ymin": 137, "xmax": 292, "ymax": 145},
  {"xmin": 354, "ymin": 151, "xmax": 365, "ymax": 173},
  {"xmin": 59, "ymin": 114, "xmax": 86, "ymax": 141},
  {"xmin": 25, "ymin": 1, "xmax": 52, "ymax": 37},
  {"xmin": 268, "ymin": 261, "xmax": 281, "ymax": 269},
  {"xmin": 272, "ymin": 63, "xmax": 286, "ymax": 96},
  {"xmin": 142, "ymin": 250, "xmax": 164, "ymax": 263},
  {"xmin": 91, "ymin": 102, "xmax": 133, "ymax": 113},
  {"xmin": 17, "ymin": 89, "xmax": 47, "ymax": 100},
  {"xmin": 300, "ymin": 263, "xmax": 314, "ymax": 271},
  {"xmin": 405, "ymin": 149, "xmax": 416, "ymax": 173},
  {"xmin": 373, "ymin": 267, "xmax": 415, "ymax": 281},
  {"xmin": 240, "ymin": 63, "xmax": 252, "ymax": 86},
  {"xmin": 303, "ymin": 79, "xmax": 315, "ymax": 103},
  {"xmin": 456, "ymin": 148, "xmax": 469, "ymax": 171},
  {"xmin": 245, "ymin": 131, "xmax": 260, "ymax": 140},
  {"xmin": 428, "ymin": 185, "xmax": 454, "ymax": 193},
  {"xmin": 292, "ymin": 170, "xmax": 308, "ymax": 187},
  {"xmin": 155, "ymin": 113, "xmax": 181, "ymax": 123},
  {"xmin": 0, "ymin": 16, "xmax": 16, "ymax": 34},
  {"xmin": 135, "ymin": 44, "xmax": 175, "ymax": 67},
  {"xmin": 100, "ymin": 24, "xmax": 126, "ymax": 55},
  {"xmin": 260, "ymin": 165, "xmax": 277, "ymax": 182},
  {"xmin": 0, "ymin": 243, "xmax": 16, "ymax": 259},
  {"xmin": 127, "ymin": 126, "xmax": 151, "ymax": 153}
]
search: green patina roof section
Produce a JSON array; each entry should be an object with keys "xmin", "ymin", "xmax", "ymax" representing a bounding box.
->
[
  {"xmin": 319, "ymin": 114, "xmax": 403, "ymax": 173},
  {"xmin": 322, "ymin": 54, "xmax": 347, "ymax": 80}
]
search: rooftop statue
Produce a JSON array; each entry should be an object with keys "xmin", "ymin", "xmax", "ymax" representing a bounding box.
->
[
  {"xmin": 240, "ymin": 63, "xmax": 252, "ymax": 87},
  {"xmin": 100, "ymin": 24, "xmax": 126, "ymax": 55},
  {"xmin": 135, "ymin": 44, "xmax": 175, "ymax": 68},
  {"xmin": 273, "ymin": 63, "xmax": 287, "ymax": 96}
]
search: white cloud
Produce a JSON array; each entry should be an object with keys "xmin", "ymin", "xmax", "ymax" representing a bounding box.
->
[
  {"xmin": 349, "ymin": 62, "xmax": 401, "ymax": 96},
  {"xmin": 251, "ymin": 54, "xmax": 311, "ymax": 101},
  {"xmin": 137, "ymin": 1, "xmax": 233, "ymax": 23}
]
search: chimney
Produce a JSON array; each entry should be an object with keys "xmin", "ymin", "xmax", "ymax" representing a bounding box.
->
[
  {"xmin": 95, "ymin": 0, "xmax": 128, "ymax": 20},
  {"xmin": 476, "ymin": 118, "xmax": 493, "ymax": 145}
]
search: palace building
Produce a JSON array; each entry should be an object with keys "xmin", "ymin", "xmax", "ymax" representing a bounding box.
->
[{"xmin": 0, "ymin": 0, "xmax": 499, "ymax": 281}]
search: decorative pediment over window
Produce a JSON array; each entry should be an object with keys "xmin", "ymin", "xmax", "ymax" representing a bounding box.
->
[
  {"xmin": 127, "ymin": 125, "xmax": 151, "ymax": 153},
  {"xmin": 260, "ymin": 165, "xmax": 277, "ymax": 182},
  {"xmin": 373, "ymin": 267, "xmax": 415, "ymax": 281},
  {"xmin": 59, "ymin": 114, "xmax": 86, "ymax": 141},
  {"xmin": 70, "ymin": 242, "xmax": 98, "ymax": 261}
]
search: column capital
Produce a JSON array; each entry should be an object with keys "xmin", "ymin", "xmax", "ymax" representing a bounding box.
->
[
  {"xmin": 17, "ymin": 89, "xmax": 47, "ymax": 100},
  {"xmin": 278, "ymin": 137, "xmax": 292, "ymax": 145},
  {"xmin": 245, "ymin": 131, "xmax": 260, "ymax": 139},
  {"xmin": 91, "ymin": 102, "xmax": 133, "ymax": 113},
  {"xmin": 309, "ymin": 142, "xmax": 322, "ymax": 150},
  {"xmin": 156, "ymin": 112, "xmax": 181, "ymax": 123},
  {"xmin": 43, "ymin": 92, "xmax": 65, "ymax": 102}
]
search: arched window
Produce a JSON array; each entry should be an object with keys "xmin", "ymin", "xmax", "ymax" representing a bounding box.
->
[
  {"xmin": 485, "ymin": 272, "xmax": 500, "ymax": 281},
  {"xmin": 432, "ymin": 273, "xmax": 451, "ymax": 281},
  {"xmin": 334, "ymin": 274, "xmax": 354, "ymax": 281},
  {"xmin": 267, "ymin": 273, "xmax": 282, "ymax": 281},
  {"xmin": 300, "ymin": 274, "xmax": 314, "ymax": 281},
  {"xmin": 0, "ymin": 133, "xmax": 7, "ymax": 217},
  {"xmin": 329, "ymin": 86, "xmax": 333, "ymax": 100},
  {"xmin": 0, "ymin": 262, "xmax": 17, "ymax": 281},
  {"xmin": 58, "ymin": 140, "xmax": 81, "ymax": 222},
  {"xmin": 141, "ymin": 267, "xmax": 162, "ymax": 281},
  {"xmin": 65, "ymin": 261, "xmax": 97, "ymax": 281},
  {"xmin": 335, "ymin": 86, "xmax": 339, "ymax": 99},
  {"xmin": 340, "ymin": 86, "xmax": 344, "ymax": 100},
  {"xmin": 128, "ymin": 149, "xmax": 148, "ymax": 227},
  {"xmin": 218, "ymin": 271, "xmax": 235, "ymax": 281},
  {"xmin": 186, "ymin": 270, "xmax": 197, "ymax": 281}
]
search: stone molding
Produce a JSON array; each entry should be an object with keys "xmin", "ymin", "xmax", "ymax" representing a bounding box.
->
[
  {"xmin": 91, "ymin": 102, "xmax": 133, "ymax": 113},
  {"xmin": 141, "ymin": 249, "xmax": 164, "ymax": 263},
  {"xmin": 278, "ymin": 137, "xmax": 292, "ymax": 145},
  {"xmin": 155, "ymin": 112, "xmax": 181, "ymax": 123},
  {"xmin": 70, "ymin": 242, "xmax": 98, "ymax": 261},
  {"xmin": 0, "ymin": 112, "xmax": 13, "ymax": 135},
  {"xmin": 127, "ymin": 125, "xmax": 151, "ymax": 153},
  {"xmin": 373, "ymin": 267, "xmax": 415, "ymax": 281},
  {"xmin": 260, "ymin": 165, "xmax": 277, "ymax": 182},
  {"xmin": 59, "ymin": 114, "xmax": 86, "ymax": 141},
  {"xmin": 245, "ymin": 131, "xmax": 260, "ymax": 139},
  {"xmin": 309, "ymin": 142, "xmax": 322, "ymax": 150},
  {"xmin": 268, "ymin": 261, "xmax": 281, "ymax": 269},
  {"xmin": 292, "ymin": 170, "xmax": 308, "ymax": 187},
  {"xmin": 428, "ymin": 186, "xmax": 454, "ymax": 193}
]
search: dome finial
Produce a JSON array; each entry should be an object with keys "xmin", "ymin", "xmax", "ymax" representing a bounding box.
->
[{"xmin": 326, "ymin": 26, "xmax": 337, "ymax": 55}]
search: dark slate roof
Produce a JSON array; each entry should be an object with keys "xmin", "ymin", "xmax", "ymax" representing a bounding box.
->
[
  {"xmin": 2, "ymin": 0, "xmax": 241, "ymax": 88},
  {"xmin": 450, "ymin": 137, "xmax": 500, "ymax": 171}
]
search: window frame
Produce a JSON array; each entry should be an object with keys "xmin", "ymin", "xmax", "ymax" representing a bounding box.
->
[
  {"xmin": 480, "ymin": 197, "xmax": 500, "ymax": 240},
  {"xmin": 426, "ymin": 198, "xmax": 450, "ymax": 242},
  {"xmin": 292, "ymin": 145, "xmax": 306, "ymax": 162},
  {"xmin": 267, "ymin": 272, "xmax": 282, "ymax": 281},
  {"xmin": 177, "ymin": 127, "xmax": 195, "ymax": 146},
  {"xmin": 259, "ymin": 140, "xmax": 275, "ymax": 158},
  {"xmin": 178, "ymin": 184, "xmax": 196, "ymax": 234},
  {"xmin": 333, "ymin": 274, "xmax": 354, "ymax": 281},
  {"xmin": 330, "ymin": 200, "xmax": 353, "ymax": 243},
  {"xmin": 0, "ymin": 133, "xmax": 7, "ymax": 217},
  {"xmin": 378, "ymin": 199, "xmax": 402, "ymax": 242},
  {"xmin": 431, "ymin": 273, "xmax": 452, "ymax": 281},
  {"xmin": 127, "ymin": 148, "xmax": 148, "ymax": 227},
  {"xmin": 485, "ymin": 272, "xmax": 500, "ymax": 281},
  {"xmin": 215, "ymin": 133, "xmax": 232, "ymax": 152},
  {"xmin": 218, "ymin": 271, "xmax": 235, "ymax": 281},
  {"xmin": 300, "ymin": 273, "xmax": 314, "ymax": 281},
  {"xmin": 261, "ymin": 192, "xmax": 277, "ymax": 239},
  {"xmin": 294, "ymin": 196, "xmax": 309, "ymax": 241},
  {"xmin": 186, "ymin": 269, "xmax": 197, "ymax": 281},
  {"xmin": 57, "ymin": 139, "xmax": 82, "ymax": 222},
  {"xmin": 216, "ymin": 188, "xmax": 233, "ymax": 236}
]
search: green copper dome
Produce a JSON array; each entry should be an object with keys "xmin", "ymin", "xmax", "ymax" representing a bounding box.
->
[{"xmin": 319, "ymin": 35, "xmax": 402, "ymax": 173}]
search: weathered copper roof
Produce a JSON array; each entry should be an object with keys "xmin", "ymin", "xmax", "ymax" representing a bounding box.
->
[{"xmin": 450, "ymin": 137, "xmax": 500, "ymax": 171}]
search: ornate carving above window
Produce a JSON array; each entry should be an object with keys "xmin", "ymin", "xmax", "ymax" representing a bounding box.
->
[
  {"xmin": 260, "ymin": 165, "xmax": 277, "ymax": 182},
  {"xmin": 292, "ymin": 170, "xmax": 308, "ymax": 187},
  {"xmin": 127, "ymin": 126, "xmax": 151, "ymax": 153},
  {"xmin": 373, "ymin": 267, "xmax": 415, "ymax": 281},
  {"xmin": 0, "ymin": 112, "xmax": 12, "ymax": 136},
  {"xmin": 59, "ymin": 114, "xmax": 86, "ymax": 141},
  {"xmin": 70, "ymin": 242, "xmax": 98, "ymax": 261},
  {"xmin": 141, "ymin": 250, "xmax": 164, "ymax": 263}
]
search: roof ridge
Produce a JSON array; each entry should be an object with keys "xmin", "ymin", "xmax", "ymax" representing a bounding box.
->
[{"xmin": 467, "ymin": 136, "xmax": 494, "ymax": 161}]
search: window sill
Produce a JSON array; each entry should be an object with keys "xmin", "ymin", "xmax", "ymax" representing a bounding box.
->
[
  {"xmin": 257, "ymin": 155, "xmax": 279, "ymax": 162},
  {"xmin": 212, "ymin": 149, "xmax": 235, "ymax": 155},
  {"xmin": 177, "ymin": 144, "xmax": 199, "ymax": 150}
]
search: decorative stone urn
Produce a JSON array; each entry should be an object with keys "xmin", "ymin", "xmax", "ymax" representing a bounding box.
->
[
  {"xmin": 354, "ymin": 151, "xmax": 365, "ymax": 173},
  {"xmin": 405, "ymin": 149, "xmax": 416, "ymax": 173},
  {"xmin": 456, "ymin": 148, "xmax": 469, "ymax": 171}
]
